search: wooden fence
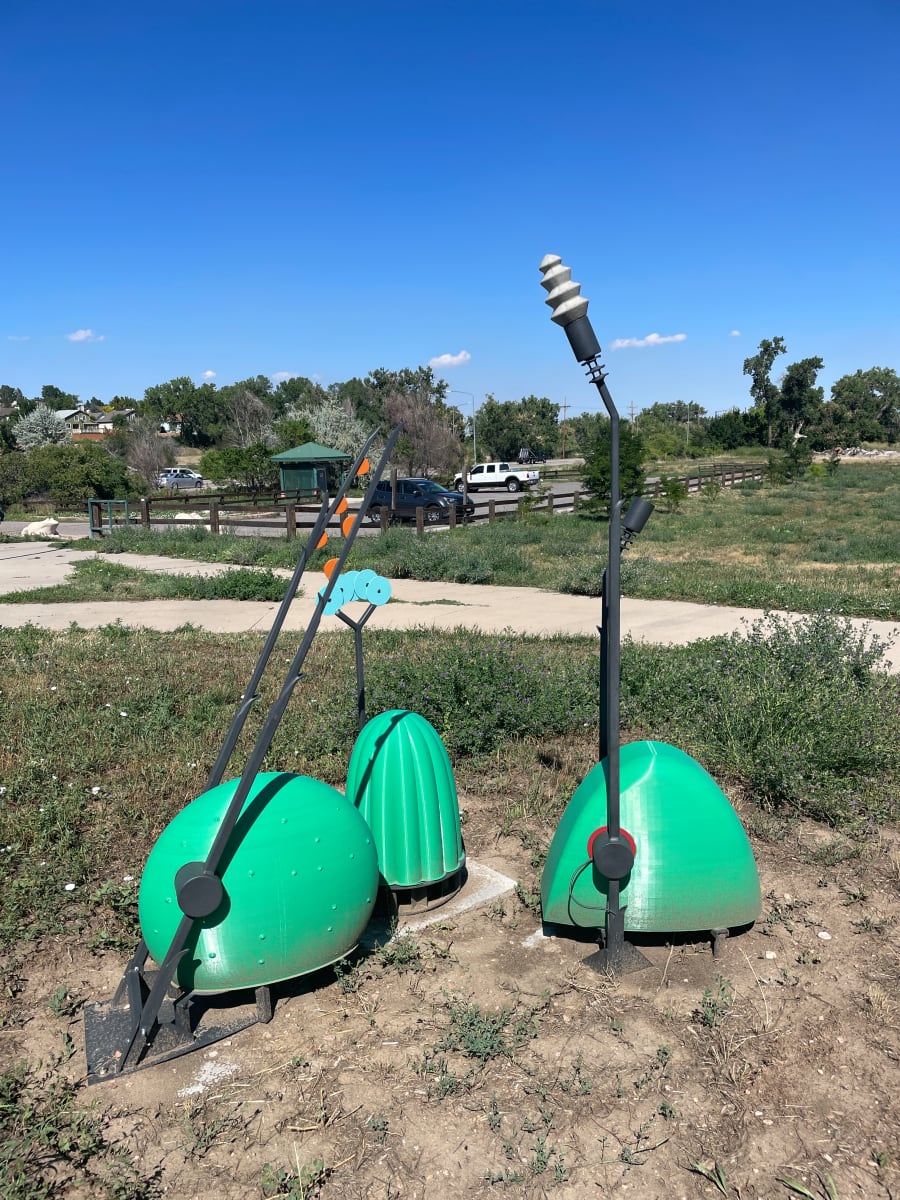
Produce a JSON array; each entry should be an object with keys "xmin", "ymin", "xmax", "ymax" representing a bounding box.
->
[{"xmin": 88, "ymin": 463, "xmax": 765, "ymax": 539}]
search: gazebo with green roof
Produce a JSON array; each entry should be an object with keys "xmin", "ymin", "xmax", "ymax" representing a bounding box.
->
[{"xmin": 270, "ymin": 442, "xmax": 352, "ymax": 498}]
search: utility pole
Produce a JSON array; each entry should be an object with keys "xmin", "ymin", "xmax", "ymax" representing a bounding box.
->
[{"xmin": 560, "ymin": 395, "xmax": 569, "ymax": 458}]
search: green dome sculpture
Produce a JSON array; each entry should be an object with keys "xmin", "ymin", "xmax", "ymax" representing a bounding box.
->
[
  {"xmin": 346, "ymin": 710, "xmax": 464, "ymax": 888},
  {"xmin": 139, "ymin": 772, "xmax": 379, "ymax": 993},
  {"xmin": 542, "ymin": 741, "xmax": 761, "ymax": 933}
]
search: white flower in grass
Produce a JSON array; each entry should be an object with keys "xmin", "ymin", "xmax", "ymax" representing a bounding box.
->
[
  {"xmin": 64, "ymin": 882, "xmax": 76, "ymax": 892},
  {"xmin": 50, "ymin": 686, "xmax": 57, "ymax": 692},
  {"xmin": 0, "ymin": 787, "xmax": 6, "ymax": 795},
  {"xmin": 91, "ymin": 786, "xmax": 101, "ymax": 795},
  {"xmin": 119, "ymin": 711, "xmax": 128, "ymax": 717},
  {"xmin": 123, "ymin": 875, "xmax": 134, "ymax": 883}
]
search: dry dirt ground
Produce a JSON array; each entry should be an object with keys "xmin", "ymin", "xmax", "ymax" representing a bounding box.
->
[{"xmin": 3, "ymin": 787, "xmax": 900, "ymax": 1200}]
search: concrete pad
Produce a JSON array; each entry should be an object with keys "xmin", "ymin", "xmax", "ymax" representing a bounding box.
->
[
  {"xmin": 397, "ymin": 861, "xmax": 517, "ymax": 935},
  {"xmin": 361, "ymin": 860, "xmax": 517, "ymax": 950}
]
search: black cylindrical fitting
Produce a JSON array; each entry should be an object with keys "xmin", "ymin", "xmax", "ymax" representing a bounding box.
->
[
  {"xmin": 622, "ymin": 496, "xmax": 655, "ymax": 535},
  {"xmin": 564, "ymin": 314, "xmax": 602, "ymax": 363}
]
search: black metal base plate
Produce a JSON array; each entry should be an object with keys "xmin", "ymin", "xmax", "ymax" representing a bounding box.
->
[
  {"xmin": 83, "ymin": 992, "xmax": 259, "ymax": 1085},
  {"xmin": 583, "ymin": 940, "xmax": 653, "ymax": 976}
]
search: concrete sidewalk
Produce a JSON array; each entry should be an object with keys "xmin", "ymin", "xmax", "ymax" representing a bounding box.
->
[{"xmin": 1, "ymin": 540, "xmax": 898, "ymax": 669}]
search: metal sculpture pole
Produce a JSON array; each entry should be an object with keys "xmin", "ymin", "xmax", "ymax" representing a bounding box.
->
[{"xmin": 539, "ymin": 255, "xmax": 650, "ymax": 974}]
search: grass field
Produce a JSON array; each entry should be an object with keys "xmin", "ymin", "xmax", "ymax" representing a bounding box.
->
[
  {"xmin": 72, "ymin": 461, "xmax": 900, "ymax": 618},
  {"xmin": 0, "ymin": 558, "xmax": 291, "ymax": 604},
  {"xmin": 1, "ymin": 616, "xmax": 898, "ymax": 1197}
]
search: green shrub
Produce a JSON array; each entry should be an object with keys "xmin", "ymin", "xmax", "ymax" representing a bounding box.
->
[
  {"xmin": 366, "ymin": 632, "xmax": 598, "ymax": 756},
  {"xmin": 620, "ymin": 611, "xmax": 898, "ymax": 829},
  {"xmin": 658, "ymin": 474, "xmax": 689, "ymax": 512}
]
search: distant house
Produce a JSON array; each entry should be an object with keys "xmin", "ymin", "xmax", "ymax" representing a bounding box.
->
[{"xmin": 55, "ymin": 406, "xmax": 136, "ymax": 439}]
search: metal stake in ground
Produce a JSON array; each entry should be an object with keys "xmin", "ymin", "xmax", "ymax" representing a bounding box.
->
[{"xmin": 539, "ymin": 254, "xmax": 651, "ymax": 975}]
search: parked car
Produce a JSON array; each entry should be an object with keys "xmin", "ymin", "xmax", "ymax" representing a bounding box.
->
[
  {"xmin": 453, "ymin": 462, "xmax": 540, "ymax": 492},
  {"xmin": 157, "ymin": 468, "xmax": 205, "ymax": 490},
  {"xmin": 368, "ymin": 478, "xmax": 475, "ymax": 524}
]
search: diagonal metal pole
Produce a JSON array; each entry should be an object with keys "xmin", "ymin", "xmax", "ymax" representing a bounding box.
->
[{"xmin": 205, "ymin": 431, "xmax": 382, "ymax": 791}]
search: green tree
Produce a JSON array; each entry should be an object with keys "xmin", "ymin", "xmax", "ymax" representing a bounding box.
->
[
  {"xmin": 826, "ymin": 367, "xmax": 900, "ymax": 445},
  {"xmin": 331, "ymin": 366, "xmax": 448, "ymax": 431},
  {"xmin": 272, "ymin": 414, "xmax": 315, "ymax": 452},
  {"xmin": 0, "ymin": 385, "xmax": 27, "ymax": 409},
  {"xmin": 581, "ymin": 421, "xmax": 646, "ymax": 513},
  {"xmin": 706, "ymin": 408, "xmax": 764, "ymax": 451},
  {"xmin": 473, "ymin": 395, "xmax": 560, "ymax": 460},
  {"xmin": 273, "ymin": 375, "xmax": 328, "ymax": 415},
  {"xmin": 40, "ymin": 383, "xmax": 80, "ymax": 409},
  {"xmin": 777, "ymin": 357, "xmax": 824, "ymax": 449},
  {"xmin": 517, "ymin": 395, "xmax": 561, "ymax": 457},
  {"xmin": 198, "ymin": 443, "xmax": 278, "ymax": 490},
  {"xmin": 24, "ymin": 442, "xmax": 139, "ymax": 506},
  {"xmin": 142, "ymin": 377, "xmax": 220, "ymax": 446},
  {"xmin": 743, "ymin": 336, "xmax": 787, "ymax": 446},
  {"xmin": 569, "ymin": 412, "xmax": 608, "ymax": 454}
]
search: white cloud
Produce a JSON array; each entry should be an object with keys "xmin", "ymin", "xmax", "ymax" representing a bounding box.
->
[
  {"xmin": 271, "ymin": 371, "xmax": 298, "ymax": 382},
  {"xmin": 202, "ymin": 370, "xmax": 217, "ymax": 379},
  {"xmin": 609, "ymin": 332, "xmax": 686, "ymax": 350},
  {"xmin": 65, "ymin": 329, "xmax": 104, "ymax": 343},
  {"xmin": 428, "ymin": 350, "xmax": 471, "ymax": 369},
  {"xmin": 7, "ymin": 335, "xmax": 29, "ymax": 342},
  {"xmin": 729, "ymin": 329, "xmax": 741, "ymax": 337}
]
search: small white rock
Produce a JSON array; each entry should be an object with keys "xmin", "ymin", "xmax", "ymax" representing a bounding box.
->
[
  {"xmin": 817, "ymin": 931, "xmax": 832, "ymax": 941},
  {"xmin": 764, "ymin": 951, "xmax": 777, "ymax": 960}
]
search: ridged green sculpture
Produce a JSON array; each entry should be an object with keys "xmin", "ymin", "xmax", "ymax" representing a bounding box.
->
[
  {"xmin": 139, "ymin": 772, "xmax": 379, "ymax": 992},
  {"xmin": 542, "ymin": 741, "xmax": 761, "ymax": 933},
  {"xmin": 346, "ymin": 709, "xmax": 464, "ymax": 888}
]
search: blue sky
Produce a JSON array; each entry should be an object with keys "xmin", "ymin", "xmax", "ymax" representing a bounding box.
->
[{"xmin": 2, "ymin": 0, "xmax": 898, "ymax": 420}]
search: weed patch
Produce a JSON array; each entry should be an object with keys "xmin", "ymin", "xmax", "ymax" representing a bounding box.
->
[
  {"xmin": 0, "ymin": 1058, "xmax": 157, "ymax": 1198},
  {"xmin": 437, "ymin": 994, "xmax": 545, "ymax": 1063}
]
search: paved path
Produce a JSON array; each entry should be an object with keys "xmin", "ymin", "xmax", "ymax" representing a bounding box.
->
[{"xmin": 1, "ymin": 540, "xmax": 898, "ymax": 669}]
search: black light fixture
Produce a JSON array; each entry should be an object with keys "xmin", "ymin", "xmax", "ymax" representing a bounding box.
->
[{"xmin": 539, "ymin": 254, "xmax": 653, "ymax": 973}]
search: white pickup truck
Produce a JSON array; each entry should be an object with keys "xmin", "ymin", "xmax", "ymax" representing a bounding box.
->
[{"xmin": 453, "ymin": 461, "xmax": 541, "ymax": 493}]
